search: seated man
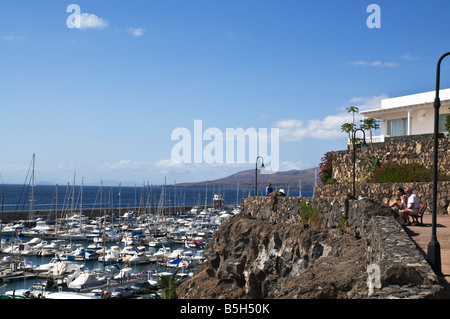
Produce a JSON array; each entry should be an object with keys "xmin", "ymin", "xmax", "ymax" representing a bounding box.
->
[{"xmin": 399, "ymin": 188, "xmax": 420, "ymax": 225}]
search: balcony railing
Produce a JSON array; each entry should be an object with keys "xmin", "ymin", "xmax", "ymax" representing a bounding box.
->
[{"xmin": 348, "ymin": 135, "xmax": 386, "ymax": 145}]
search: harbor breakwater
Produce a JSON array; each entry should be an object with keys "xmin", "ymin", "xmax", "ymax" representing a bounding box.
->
[
  {"xmin": 0, "ymin": 206, "xmax": 199, "ymax": 224},
  {"xmin": 177, "ymin": 196, "xmax": 444, "ymax": 299}
]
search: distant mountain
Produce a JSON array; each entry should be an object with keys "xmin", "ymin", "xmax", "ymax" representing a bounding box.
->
[{"xmin": 176, "ymin": 167, "xmax": 319, "ymax": 191}]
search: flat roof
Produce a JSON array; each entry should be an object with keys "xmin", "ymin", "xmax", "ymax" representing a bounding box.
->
[{"xmin": 361, "ymin": 88, "xmax": 450, "ymax": 117}]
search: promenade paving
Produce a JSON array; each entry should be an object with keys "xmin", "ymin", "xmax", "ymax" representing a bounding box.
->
[{"xmin": 406, "ymin": 213, "xmax": 450, "ymax": 298}]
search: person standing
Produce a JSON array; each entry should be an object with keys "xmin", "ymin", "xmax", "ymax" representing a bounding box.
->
[{"xmin": 265, "ymin": 183, "xmax": 273, "ymax": 196}]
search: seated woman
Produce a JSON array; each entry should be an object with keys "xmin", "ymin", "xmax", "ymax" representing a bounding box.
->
[
  {"xmin": 400, "ymin": 188, "xmax": 421, "ymax": 226},
  {"xmin": 390, "ymin": 187, "xmax": 407, "ymax": 211}
]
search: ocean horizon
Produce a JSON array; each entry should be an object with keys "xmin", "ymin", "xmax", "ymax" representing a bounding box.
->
[{"xmin": 0, "ymin": 183, "xmax": 314, "ymax": 213}]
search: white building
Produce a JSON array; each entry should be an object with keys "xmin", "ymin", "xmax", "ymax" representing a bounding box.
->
[{"xmin": 361, "ymin": 88, "xmax": 450, "ymax": 141}]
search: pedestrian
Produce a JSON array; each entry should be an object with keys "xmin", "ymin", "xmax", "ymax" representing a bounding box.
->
[{"xmin": 265, "ymin": 183, "xmax": 273, "ymax": 196}]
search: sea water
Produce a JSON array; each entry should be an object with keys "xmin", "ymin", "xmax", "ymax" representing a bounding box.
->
[{"xmin": 0, "ymin": 184, "xmax": 313, "ymax": 212}]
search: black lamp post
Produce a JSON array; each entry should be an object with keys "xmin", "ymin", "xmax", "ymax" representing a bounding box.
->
[
  {"xmin": 351, "ymin": 128, "xmax": 368, "ymax": 198},
  {"xmin": 427, "ymin": 52, "xmax": 450, "ymax": 275},
  {"xmin": 255, "ymin": 156, "xmax": 265, "ymax": 196}
]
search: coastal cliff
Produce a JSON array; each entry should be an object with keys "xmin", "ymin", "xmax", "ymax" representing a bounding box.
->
[{"xmin": 177, "ymin": 196, "xmax": 443, "ymax": 299}]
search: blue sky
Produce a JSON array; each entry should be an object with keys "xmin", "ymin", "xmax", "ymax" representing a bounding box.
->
[{"xmin": 1, "ymin": 0, "xmax": 450, "ymax": 186}]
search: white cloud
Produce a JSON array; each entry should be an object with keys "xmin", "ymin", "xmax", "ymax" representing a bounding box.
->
[
  {"xmin": 1, "ymin": 35, "xmax": 25, "ymax": 40},
  {"xmin": 56, "ymin": 163, "xmax": 76, "ymax": 171},
  {"xmin": 348, "ymin": 94, "xmax": 389, "ymax": 112},
  {"xmin": 273, "ymin": 115, "xmax": 349, "ymax": 142},
  {"xmin": 402, "ymin": 53, "xmax": 420, "ymax": 61},
  {"xmin": 349, "ymin": 60, "xmax": 398, "ymax": 68},
  {"xmin": 80, "ymin": 13, "xmax": 108, "ymax": 29},
  {"xmin": 273, "ymin": 94, "xmax": 388, "ymax": 142},
  {"xmin": 99, "ymin": 160, "xmax": 151, "ymax": 171},
  {"xmin": 127, "ymin": 27, "xmax": 145, "ymax": 37},
  {"xmin": 279, "ymin": 160, "xmax": 306, "ymax": 171}
]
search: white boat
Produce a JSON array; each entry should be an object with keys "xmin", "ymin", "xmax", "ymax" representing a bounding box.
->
[
  {"xmin": 85, "ymin": 229, "xmax": 103, "ymax": 241},
  {"xmin": 27, "ymin": 237, "xmax": 43, "ymax": 246},
  {"xmin": 49, "ymin": 260, "xmax": 84, "ymax": 276},
  {"xmin": 58, "ymin": 232, "xmax": 87, "ymax": 241},
  {"xmin": 67, "ymin": 271, "xmax": 106, "ymax": 290},
  {"xmin": 44, "ymin": 291, "xmax": 96, "ymax": 299},
  {"xmin": 152, "ymin": 246, "xmax": 171, "ymax": 258},
  {"xmin": 128, "ymin": 246, "xmax": 150, "ymax": 264},
  {"xmin": 87, "ymin": 242, "xmax": 102, "ymax": 250},
  {"xmin": 122, "ymin": 235, "xmax": 143, "ymax": 246},
  {"xmin": 34, "ymin": 257, "xmax": 60, "ymax": 273},
  {"xmin": 1, "ymin": 224, "xmax": 24, "ymax": 236},
  {"xmin": 98, "ymin": 246, "xmax": 120, "ymax": 262},
  {"xmin": 113, "ymin": 266, "xmax": 134, "ymax": 280},
  {"xmin": 18, "ymin": 243, "xmax": 39, "ymax": 256},
  {"xmin": 1, "ymin": 242, "xmax": 37, "ymax": 255},
  {"xmin": 37, "ymin": 249, "xmax": 56, "ymax": 257},
  {"xmin": 148, "ymin": 271, "xmax": 173, "ymax": 287},
  {"xmin": 120, "ymin": 246, "xmax": 137, "ymax": 257},
  {"xmin": 128, "ymin": 253, "xmax": 150, "ymax": 264},
  {"xmin": 166, "ymin": 258, "xmax": 189, "ymax": 269},
  {"xmin": 188, "ymin": 206, "xmax": 199, "ymax": 215},
  {"xmin": 167, "ymin": 248, "xmax": 185, "ymax": 259},
  {"xmin": 176, "ymin": 272, "xmax": 191, "ymax": 284}
]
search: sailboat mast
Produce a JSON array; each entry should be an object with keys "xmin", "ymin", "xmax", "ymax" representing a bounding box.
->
[{"xmin": 29, "ymin": 154, "xmax": 35, "ymax": 220}]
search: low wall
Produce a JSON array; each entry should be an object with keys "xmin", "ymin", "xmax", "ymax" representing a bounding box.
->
[
  {"xmin": 241, "ymin": 196, "xmax": 443, "ymax": 298},
  {"xmin": 331, "ymin": 134, "xmax": 450, "ymax": 183},
  {"xmin": 314, "ymin": 181, "xmax": 450, "ymax": 215}
]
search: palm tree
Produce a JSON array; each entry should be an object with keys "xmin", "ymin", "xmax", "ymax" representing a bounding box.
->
[
  {"xmin": 360, "ymin": 118, "xmax": 380, "ymax": 143},
  {"xmin": 445, "ymin": 108, "xmax": 450, "ymax": 135},
  {"xmin": 341, "ymin": 122, "xmax": 355, "ymax": 142},
  {"xmin": 158, "ymin": 269, "xmax": 179, "ymax": 299},
  {"xmin": 346, "ymin": 106, "xmax": 359, "ymax": 127}
]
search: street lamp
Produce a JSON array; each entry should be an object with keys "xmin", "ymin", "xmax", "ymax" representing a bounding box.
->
[
  {"xmin": 351, "ymin": 128, "xmax": 369, "ymax": 198},
  {"xmin": 255, "ymin": 156, "xmax": 265, "ymax": 196},
  {"xmin": 427, "ymin": 52, "xmax": 450, "ymax": 275}
]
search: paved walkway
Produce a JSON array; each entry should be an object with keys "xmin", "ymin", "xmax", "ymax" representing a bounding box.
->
[{"xmin": 406, "ymin": 213, "xmax": 450, "ymax": 298}]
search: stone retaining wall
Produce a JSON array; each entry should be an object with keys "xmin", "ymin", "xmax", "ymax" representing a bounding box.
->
[
  {"xmin": 241, "ymin": 195, "xmax": 443, "ymax": 298},
  {"xmin": 331, "ymin": 134, "xmax": 450, "ymax": 183},
  {"xmin": 314, "ymin": 181, "xmax": 450, "ymax": 215}
]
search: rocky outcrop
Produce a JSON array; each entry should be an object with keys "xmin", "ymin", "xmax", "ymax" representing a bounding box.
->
[
  {"xmin": 177, "ymin": 196, "xmax": 443, "ymax": 299},
  {"xmin": 178, "ymin": 213, "xmax": 368, "ymax": 298}
]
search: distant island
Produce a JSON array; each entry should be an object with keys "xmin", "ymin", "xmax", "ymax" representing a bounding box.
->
[{"xmin": 175, "ymin": 167, "xmax": 319, "ymax": 191}]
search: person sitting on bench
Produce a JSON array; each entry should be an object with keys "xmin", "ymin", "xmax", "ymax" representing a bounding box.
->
[
  {"xmin": 400, "ymin": 188, "xmax": 420, "ymax": 226},
  {"xmin": 390, "ymin": 187, "xmax": 407, "ymax": 211}
]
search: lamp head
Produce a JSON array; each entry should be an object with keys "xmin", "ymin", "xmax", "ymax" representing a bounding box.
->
[{"xmin": 360, "ymin": 140, "xmax": 369, "ymax": 152}]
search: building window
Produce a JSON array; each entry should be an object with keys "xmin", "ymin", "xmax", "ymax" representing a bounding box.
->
[
  {"xmin": 439, "ymin": 113, "xmax": 450, "ymax": 132},
  {"xmin": 388, "ymin": 118, "xmax": 410, "ymax": 137}
]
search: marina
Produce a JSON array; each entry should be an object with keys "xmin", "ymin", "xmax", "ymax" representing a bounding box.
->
[
  {"xmin": 0, "ymin": 159, "xmax": 312, "ymax": 299},
  {"xmin": 0, "ymin": 204, "xmax": 233, "ymax": 299}
]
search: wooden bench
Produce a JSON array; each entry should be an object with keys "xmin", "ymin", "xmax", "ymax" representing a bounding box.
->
[{"xmin": 411, "ymin": 203, "xmax": 427, "ymax": 225}]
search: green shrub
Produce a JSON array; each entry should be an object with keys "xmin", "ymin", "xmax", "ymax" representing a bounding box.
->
[
  {"xmin": 337, "ymin": 217, "xmax": 348, "ymax": 234},
  {"xmin": 299, "ymin": 200, "xmax": 323, "ymax": 229},
  {"xmin": 372, "ymin": 162, "xmax": 449, "ymax": 183}
]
